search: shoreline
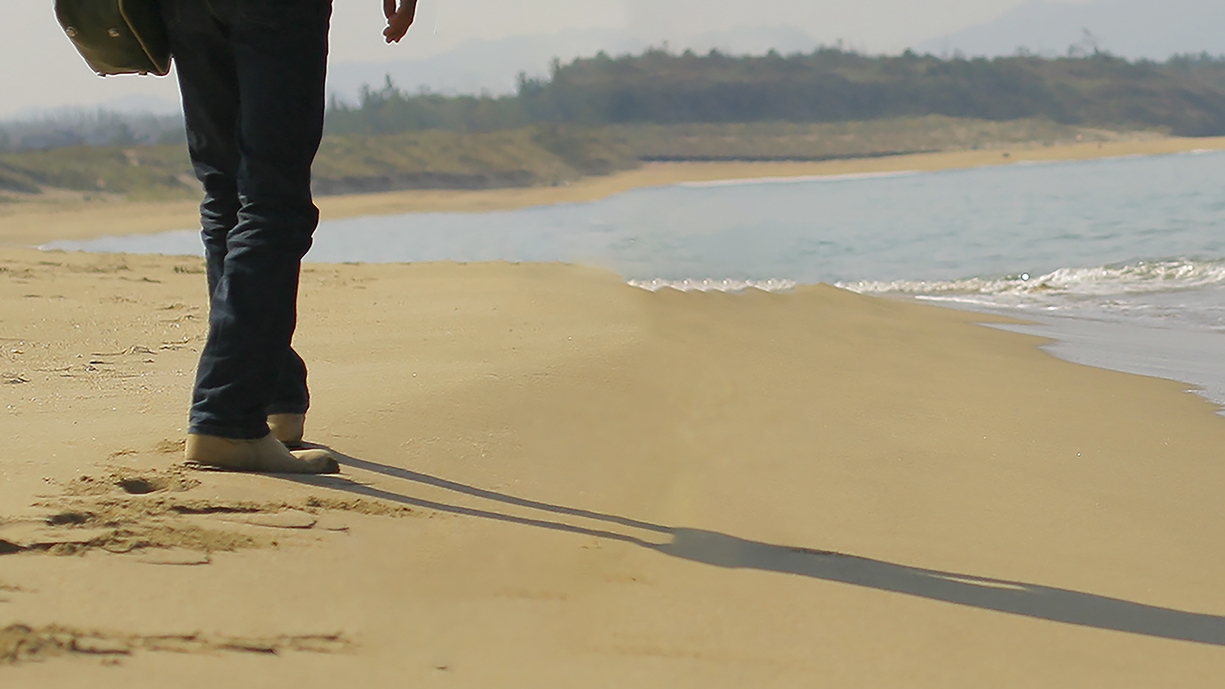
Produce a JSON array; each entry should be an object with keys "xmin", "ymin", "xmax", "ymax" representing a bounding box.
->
[
  {"xmin": 4, "ymin": 139, "xmax": 1225, "ymax": 681},
  {"xmin": 20, "ymin": 135, "xmax": 1225, "ymax": 416},
  {"xmin": 908, "ymin": 295, "xmax": 1225, "ymax": 415},
  {"xmin": 2, "ymin": 135, "xmax": 1223, "ymax": 248}
]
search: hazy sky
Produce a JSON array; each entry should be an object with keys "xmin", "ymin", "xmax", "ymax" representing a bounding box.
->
[{"xmin": 2, "ymin": 0, "xmax": 1091, "ymax": 117}]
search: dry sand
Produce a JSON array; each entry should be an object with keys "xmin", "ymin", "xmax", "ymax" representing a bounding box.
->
[
  {"xmin": 1, "ymin": 135, "xmax": 1223, "ymax": 247},
  {"xmin": 3, "ymin": 140, "xmax": 1225, "ymax": 684},
  {"xmin": 2, "ymin": 249, "xmax": 1225, "ymax": 685}
]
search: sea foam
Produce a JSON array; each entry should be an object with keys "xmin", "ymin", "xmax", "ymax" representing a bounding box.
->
[
  {"xmin": 628, "ymin": 278, "xmax": 797, "ymax": 293},
  {"xmin": 839, "ymin": 259, "xmax": 1225, "ymax": 298}
]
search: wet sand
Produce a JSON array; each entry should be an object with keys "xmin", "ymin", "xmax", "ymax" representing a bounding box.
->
[{"xmin": 2, "ymin": 246, "xmax": 1225, "ymax": 685}]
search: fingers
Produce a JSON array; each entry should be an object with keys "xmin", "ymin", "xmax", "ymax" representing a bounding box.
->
[{"xmin": 383, "ymin": 0, "xmax": 418, "ymax": 44}]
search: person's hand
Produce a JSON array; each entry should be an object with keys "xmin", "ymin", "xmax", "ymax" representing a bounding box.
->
[{"xmin": 383, "ymin": 0, "xmax": 418, "ymax": 43}]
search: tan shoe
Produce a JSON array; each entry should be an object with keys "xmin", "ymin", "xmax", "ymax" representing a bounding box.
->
[
  {"xmin": 267, "ymin": 413, "xmax": 305, "ymax": 447},
  {"xmin": 185, "ymin": 432, "xmax": 338, "ymax": 474}
]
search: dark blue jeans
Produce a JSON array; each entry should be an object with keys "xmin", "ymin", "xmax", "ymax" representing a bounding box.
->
[{"xmin": 162, "ymin": 0, "xmax": 332, "ymax": 439}]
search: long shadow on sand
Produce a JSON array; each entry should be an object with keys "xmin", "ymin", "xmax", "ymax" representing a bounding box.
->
[{"xmin": 285, "ymin": 451, "xmax": 1225, "ymax": 647}]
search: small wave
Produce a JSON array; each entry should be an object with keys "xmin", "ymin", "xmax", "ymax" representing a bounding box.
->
[
  {"xmin": 628, "ymin": 278, "xmax": 797, "ymax": 293},
  {"xmin": 840, "ymin": 259, "xmax": 1225, "ymax": 297}
]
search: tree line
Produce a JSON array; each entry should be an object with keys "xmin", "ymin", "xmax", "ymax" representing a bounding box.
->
[
  {"xmin": 0, "ymin": 110, "xmax": 184, "ymax": 152},
  {"xmin": 326, "ymin": 48, "xmax": 1225, "ymax": 137},
  {"xmin": 7, "ymin": 47, "xmax": 1225, "ymax": 153}
]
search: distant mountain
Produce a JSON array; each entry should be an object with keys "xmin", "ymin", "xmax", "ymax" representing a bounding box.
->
[
  {"xmin": 325, "ymin": 26, "xmax": 818, "ymax": 101},
  {"xmin": 916, "ymin": 0, "xmax": 1225, "ymax": 60}
]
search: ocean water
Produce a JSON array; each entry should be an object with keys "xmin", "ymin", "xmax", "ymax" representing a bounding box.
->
[{"xmin": 43, "ymin": 150, "xmax": 1225, "ymax": 407}]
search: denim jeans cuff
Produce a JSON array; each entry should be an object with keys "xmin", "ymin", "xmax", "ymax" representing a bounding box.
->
[{"xmin": 188, "ymin": 421, "xmax": 270, "ymax": 440}]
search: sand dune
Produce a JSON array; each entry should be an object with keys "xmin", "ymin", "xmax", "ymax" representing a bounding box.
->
[{"xmin": 2, "ymin": 247, "xmax": 1225, "ymax": 685}]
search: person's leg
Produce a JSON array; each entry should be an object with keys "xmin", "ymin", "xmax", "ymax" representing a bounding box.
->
[
  {"xmin": 159, "ymin": 0, "xmax": 239, "ymax": 309},
  {"xmin": 268, "ymin": 351, "xmax": 310, "ymax": 416},
  {"xmin": 185, "ymin": 0, "xmax": 331, "ymax": 441},
  {"xmin": 167, "ymin": 2, "xmax": 310, "ymax": 435},
  {"xmin": 234, "ymin": 0, "xmax": 331, "ymax": 435},
  {"xmin": 266, "ymin": 349, "xmax": 310, "ymax": 447},
  {"xmin": 164, "ymin": 0, "xmax": 334, "ymax": 472}
]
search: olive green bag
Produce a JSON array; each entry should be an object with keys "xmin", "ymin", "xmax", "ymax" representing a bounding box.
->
[{"xmin": 55, "ymin": 0, "xmax": 171, "ymax": 76}]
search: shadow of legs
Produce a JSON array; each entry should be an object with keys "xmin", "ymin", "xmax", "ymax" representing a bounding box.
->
[{"xmin": 282, "ymin": 449, "xmax": 1225, "ymax": 647}]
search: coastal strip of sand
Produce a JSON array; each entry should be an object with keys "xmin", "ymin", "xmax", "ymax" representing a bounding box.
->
[
  {"xmin": 2, "ymin": 247, "xmax": 1225, "ymax": 686},
  {"xmin": 2, "ymin": 135, "xmax": 1223, "ymax": 248}
]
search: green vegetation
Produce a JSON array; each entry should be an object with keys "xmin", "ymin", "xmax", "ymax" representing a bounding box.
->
[
  {"xmin": 327, "ymin": 49, "xmax": 1225, "ymax": 137},
  {"xmin": 6, "ymin": 47, "xmax": 1222, "ymax": 200},
  {"xmin": 0, "ymin": 144, "xmax": 195, "ymax": 200},
  {"xmin": 312, "ymin": 127, "xmax": 629, "ymax": 195},
  {"xmin": 0, "ymin": 116, "xmax": 1159, "ymax": 201},
  {"xmin": 0, "ymin": 110, "xmax": 183, "ymax": 153},
  {"xmin": 325, "ymin": 79, "xmax": 528, "ymax": 136},
  {"xmin": 0, "ymin": 126, "xmax": 633, "ymax": 199},
  {"xmin": 595, "ymin": 116, "xmax": 1131, "ymax": 161}
]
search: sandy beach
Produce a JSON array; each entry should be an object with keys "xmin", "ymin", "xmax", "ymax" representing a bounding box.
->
[{"xmin": 4, "ymin": 140, "xmax": 1225, "ymax": 685}]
